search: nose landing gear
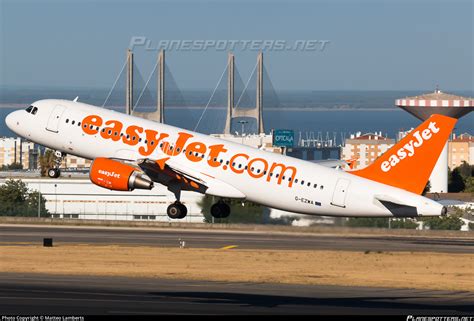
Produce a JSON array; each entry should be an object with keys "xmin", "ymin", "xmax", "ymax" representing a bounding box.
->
[{"xmin": 47, "ymin": 151, "xmax": 66, "ymax": 178}]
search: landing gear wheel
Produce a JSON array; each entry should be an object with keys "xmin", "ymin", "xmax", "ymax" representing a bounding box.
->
[
  {"xmin": 167, "ymin": 202, "xmax": 187, "ymax": 219},
  {"xmin": 210, "ymin": 202, "xmax": 231, "ymax": 219},
  {"xmin": 48, "ymin": 168, "xmax": 60, "ymax": 178}
]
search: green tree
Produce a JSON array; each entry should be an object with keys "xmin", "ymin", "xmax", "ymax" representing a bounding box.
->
[
  {"xmin": 457, "ymin": 161, "xmax": 473, "ymax": 180},
  {"xmin": 448, "ymin": 168, "xmax": 465, "ymax": 192},
  {"xmin": 346, "ymin": 217, "xmax": 418, "ymax": 229},
  {"xmin": 422, "ymin": 215, "xmax": 463, "ymax": 230},
  {"xmin": 464, "ymin": 177, "xmax": 474, "ymax": 193},
  {"xmin": 0, "ymin": 179, "xmax": 48, "ymax": 217},
  {"xmin": 1, "ymin": 162, "xmax": 24, "ymax": 170},
  {"xmin": 390, "ymin": 219, "xmax": 418, "ymax": 229},
  {"xmin": 422, "ymin": 180, "xmax": 431, "ymax": 196},
  {"xmin": 346, "ymin": 217, "xmax": 389, "ymax": 228},
  {"xmin": 39, "ymin": 149, "xmax": 56, "ymax": 177}
]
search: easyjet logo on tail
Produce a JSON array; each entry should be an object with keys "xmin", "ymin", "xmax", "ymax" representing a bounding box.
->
[
  {"xmin": 352, "ymin": 114, "xmax": 457, "ymax": 195},
  {"xmin": 381, "ymin": 121, "xmax": 440, "ymax": 172}
]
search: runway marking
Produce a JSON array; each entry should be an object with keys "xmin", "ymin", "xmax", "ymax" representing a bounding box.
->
[{"xmin": 221, "ymin": 245, "xmax": 238, "ymax": 250}]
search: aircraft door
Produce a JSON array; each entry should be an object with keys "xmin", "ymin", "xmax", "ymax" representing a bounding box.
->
[
  {"xmin": 46, "ymin": 105, "xmax": 67, "ymax": 133},
  {"xmin": 331, "ymin": 178, "xmax": 350, "ymax": 208}
]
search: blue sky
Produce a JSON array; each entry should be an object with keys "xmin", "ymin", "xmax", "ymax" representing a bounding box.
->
[{"xmin": 0, "ymin": 0, "xmax": 472, "ymax": 91}]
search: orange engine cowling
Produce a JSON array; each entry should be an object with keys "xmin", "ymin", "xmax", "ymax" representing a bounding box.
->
[{"xmin": 90, "ymin": 158, "xmax": 153, "ymax": 191}]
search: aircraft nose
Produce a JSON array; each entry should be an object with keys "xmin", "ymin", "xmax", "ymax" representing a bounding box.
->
[
  {"xmin": 5, "ymin": 111, "xmax": 16, "ymax": 130},
  {"xmin": 5, "ymin": 110, "xmax": 21, "ymax": 133}
]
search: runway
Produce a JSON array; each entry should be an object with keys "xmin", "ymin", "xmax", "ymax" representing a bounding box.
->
[
  {"xmin": 1, "ymin": 224, "xmax": 473, "ymax": 253},
  {"xmin": 1, "ymin": 273, "xmax": 473, "ymax": 315},
  {"xmin": 1, "ymin": 224, "xmax": 474, "ymax": 314}
]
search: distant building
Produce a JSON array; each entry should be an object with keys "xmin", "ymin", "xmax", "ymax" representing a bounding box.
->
[
  {"xmin": 0, "ymin": 137, "xmax": 40, "ymax": 169},
  {"xmin": 211, "ymin": 133, "xmax": 283, "ymax": 154},
  {"xmin": 342, "ymin": 132, "xmax": 394, "ymax": 170},
  {"xmin": 448, "ymin": 133, "xmax": 474, "ymax": 169}
]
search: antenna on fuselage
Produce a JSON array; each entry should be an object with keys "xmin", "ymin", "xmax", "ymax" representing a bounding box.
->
[{"xmin": 73, "ymin": 96, "xmax": 79, "ymax": 102}]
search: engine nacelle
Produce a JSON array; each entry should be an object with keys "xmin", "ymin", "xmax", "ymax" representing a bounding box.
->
[{"xmin": 90, "ymin": 158, "xmax": 153, "ymax": 191}]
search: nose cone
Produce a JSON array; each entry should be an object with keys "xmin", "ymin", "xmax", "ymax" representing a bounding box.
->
[
  {"xmin": 5, "ymin": 111, "xmax": 15, "ymax": 130},
  {"xmin": 5, "ymin": 110, "xmax": 22, "ymax": 135}
]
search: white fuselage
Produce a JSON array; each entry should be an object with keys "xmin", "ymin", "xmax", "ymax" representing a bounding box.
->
[{"xmin": 6, "ymin": 99, "xmax": 445, "ymax": 217}]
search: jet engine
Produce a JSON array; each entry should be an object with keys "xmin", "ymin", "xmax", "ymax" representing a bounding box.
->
[{"xmin": 90, "ymin": 158, "xmax": 153, "ymax": 191}]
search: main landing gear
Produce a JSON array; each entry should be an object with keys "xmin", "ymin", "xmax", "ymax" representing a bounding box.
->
[
  {"xmin": 47, "ymin": 151, "xmax": 66, "ymax": 178},
  {"xmin": 210, "ymin": 200, "xmax": 231, "ymax": 219},
  {"xmin": 166, "ymin": 199, "xmax": 231, "ymax": 220},
  {"xmin": 167, "ymin": 201, "xmax": 188, "ymax": 219}
]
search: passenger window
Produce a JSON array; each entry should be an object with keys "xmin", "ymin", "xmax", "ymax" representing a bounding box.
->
[
  {"xmin": 72, "ymin": 120, "xmax": 75, "ymax": 125},
  {"xmin": 66, "ymin": 119, "xmax": 69, "ymax": 123},
  {"xmin": 313, "ymin": 184, "xmax": 317, "ymax": 188},
  {"xmin": 78, "ymin": 122, "xmax": 81, "ymax": 126}
]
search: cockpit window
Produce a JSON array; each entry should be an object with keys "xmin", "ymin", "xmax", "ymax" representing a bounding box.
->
[{"xmin": 25, "ymin": 106, "xmax": 38, "ymax": 114}]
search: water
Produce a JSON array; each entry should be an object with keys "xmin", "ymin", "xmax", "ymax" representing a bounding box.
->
[
  {"xmin": 0, "ymin": 107, "xmax": 472, "ymax": 145},
  {"xmin": 1, "ymin": 88, "xmax": 472, "ymax": 143}
]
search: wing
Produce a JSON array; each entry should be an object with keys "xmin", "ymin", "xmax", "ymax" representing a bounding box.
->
[{"xmin": 138, "ymin": 157, "xmax": 246, "ymax": 199}]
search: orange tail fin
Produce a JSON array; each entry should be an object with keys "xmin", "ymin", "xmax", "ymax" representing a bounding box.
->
[{"xmin": 351, "ymin": 114, "xmax": 457, "ymax": 194}]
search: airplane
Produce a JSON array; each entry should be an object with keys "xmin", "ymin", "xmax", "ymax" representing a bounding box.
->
[{"xmin": 5, "ymin": 99, "xmax": 456, "ymax": 219}]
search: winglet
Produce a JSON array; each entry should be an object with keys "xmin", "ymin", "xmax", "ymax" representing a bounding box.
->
[
  {"xmin": 156, "ymin": 157, "xmax": 170, "ymax": 170},
  {"xmin": 350, "ymin": 114, "xmax": 457, "ymax": 194}
]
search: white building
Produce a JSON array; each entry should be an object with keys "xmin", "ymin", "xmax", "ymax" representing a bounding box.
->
[
  {"xmin": 341, "ymin": 132, "xmax": 394, "ymax": 170},
  {"xmin": 0, "ymin": 178, "xmax": 205, "ymax": 222},
  {"xmin": 0, "ymin": 137, "xmax": 39, "ymax": 169}
]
